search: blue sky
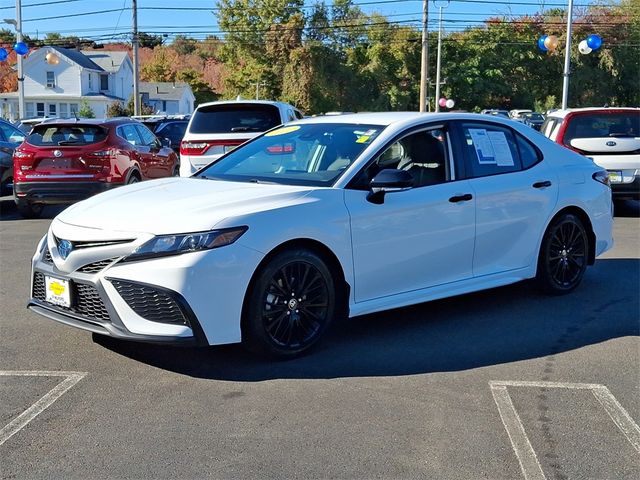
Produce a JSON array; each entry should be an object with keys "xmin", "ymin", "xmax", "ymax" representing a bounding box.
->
[{"xmin": 2, "ymin": 0, "xmax": 603, "ymax": 43}]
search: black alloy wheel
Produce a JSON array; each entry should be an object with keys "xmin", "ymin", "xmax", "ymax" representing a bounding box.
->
[
  {"xmin": 536, "ymin": 213, "xmax": 589, "ymax": 294},
  {"xmin": 243, "ymin": 249, "xmax": 337, "ymax": 358},
  {"xmin": 127, "ymin": 173, "xmax": 140, "ymax": 184}
]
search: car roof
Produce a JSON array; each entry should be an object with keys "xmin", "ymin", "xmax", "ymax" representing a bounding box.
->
[
  {"xmin": 36, "ymin": 117, "xmax": 135, "ymax": 126},
  {"xmin": 290, "ymin": 111, "xmax": 500, "ymax": 127},
  {"xmin": 195, "ymin": 100, "xmax": 297, "ymax": 110},
  {"xmin": 546, "ymin": 107, "xmax": 640, "ymax": 119}
]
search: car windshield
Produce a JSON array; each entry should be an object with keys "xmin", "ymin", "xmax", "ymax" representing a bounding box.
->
[
  {"xmin": 563, "ymin": 112, "xmax": 640, "ymax": 142},
  {"xmin": 190, "ymin": 104, "xmax": 282, "ymax": 134},
  {"xmin": 27, "ymin": 124, "xmax": 108, "ymax": 146},
  {"xmin": 526, "ymin": 113, "xmax": 544, "ymax": 121},
  {"xmin": 196, "ymin": 123, "xmax": 384, "ymax": 187}
]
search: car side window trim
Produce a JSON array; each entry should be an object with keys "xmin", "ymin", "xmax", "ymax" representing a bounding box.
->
[{"xmin": 450, "ymin": 120, "xmax": 543, "ymax": 181}]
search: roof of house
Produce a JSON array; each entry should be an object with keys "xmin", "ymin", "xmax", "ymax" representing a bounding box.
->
[
  {"xmin": 49, "ymin": 46, "xmax": 103, "ymax": 71},
  {"xmin": 81, "ymin": 50, "xmax": 130, "ymax": 73},
  {"xmin": 139, "ymin": 82, "xmax": 193, "ymax": 101}
]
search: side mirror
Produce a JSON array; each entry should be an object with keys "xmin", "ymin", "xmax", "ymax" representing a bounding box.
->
[
  {"xmin": 160, "ymin": 137, "xmax": 171, "ymax": 148},
  {"xmin": 366, "ymin": 169, "xmax": 413, "ymax": 204}
]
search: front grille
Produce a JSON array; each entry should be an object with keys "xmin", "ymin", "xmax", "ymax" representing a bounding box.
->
[
  {"xmin": 76, "ymin": 257, "xmax": 119, "ymax": 274},
  {"xmin": 42, "ymin": 248, "xmax": 53, "ymax": 264},
  {"xmin": 110, "ymin": 279, "xmax": 188, "ymax": 325},
  {"xmin": 33, "ymin": 272, "xmax": 111, "ymax": 322}
]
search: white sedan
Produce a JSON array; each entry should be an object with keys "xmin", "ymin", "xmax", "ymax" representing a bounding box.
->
[{"xmin": 29, "ymin": 113, "xmax": 614, "ymax": 358}]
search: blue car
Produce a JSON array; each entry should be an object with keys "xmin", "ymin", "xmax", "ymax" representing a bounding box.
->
[{"xmin": 0, "ymin": 119, "xmax": 26, "ymax": 195}]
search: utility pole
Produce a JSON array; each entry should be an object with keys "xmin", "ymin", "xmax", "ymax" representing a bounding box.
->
[
  {"xmin": 561, "ymin": 0, "xmax": 574, "ymax": 110},
  {"xmin": 16, "ymin": 0, "xmax": 24, "ymax": 120},
  {"xmin": 434, "ymin": 2, "xmax": 449, "ymax": 113},
  {"xmin": 419, "ymin": 0, "xmax": 429, "ymax": 112},
  {"xmin": 132, "ymin": 0, "xmax": 140, "ymax": 116}
]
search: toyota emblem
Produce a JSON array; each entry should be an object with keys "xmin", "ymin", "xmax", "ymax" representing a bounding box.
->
[
  {"xmin": 53, "ymin": 150, "xmax": 63, "ymax": 157},
  {"xmin": 606, "ymin": 141, "xmax": 617, "ymax": 147},
  {"xmin": 57, "ymin": 239, "xmax": 73, "ymax": 260}
]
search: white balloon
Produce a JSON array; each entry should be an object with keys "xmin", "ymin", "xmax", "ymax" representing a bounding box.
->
[
  {"xmin": 445, "ymin": 99, "xmax": 455, "ymax": 109},
  {"xmin": 578, "ymin": 40, "xmax": 592, "ymax": 55}
]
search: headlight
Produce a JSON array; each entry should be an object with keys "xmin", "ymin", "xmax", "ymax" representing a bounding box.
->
[{"xmin": 123, "ymin": 226, "xmax": 248, "ymax": 262}]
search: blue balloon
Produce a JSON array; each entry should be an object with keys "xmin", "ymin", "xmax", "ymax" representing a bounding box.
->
[
  {"xmin": 538, "ymin": 35, "xmax": 548, "ymax": 52},
  {"xmin": 0, "ymin": 48, "xmax": 7, "ymax": 61},
  {"xmin": 586, "ymin": 34, "xmax": 602, "ymax": 50},
  {"xmin": 13, "ymin": 41, "xmax": 28, "ymax": 55}
]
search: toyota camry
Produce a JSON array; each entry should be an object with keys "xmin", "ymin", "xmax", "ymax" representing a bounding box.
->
[{"xmin": 29, "ymin": 113, "xmax": 613, "ymax": 358}]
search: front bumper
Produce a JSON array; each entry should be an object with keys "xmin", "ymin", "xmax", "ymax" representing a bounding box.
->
[
  {"xmin": 29, "ymin": 223, "xmax": 264, "ymax": 346},
  {"xmin": 14, "ymin": 181, "xmax": 119, "ymax": 205}
]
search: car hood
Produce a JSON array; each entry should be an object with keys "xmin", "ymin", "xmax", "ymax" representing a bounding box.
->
[{"xmin": 57, "ymin": 177, "xmax": 316, "ymax": 234}]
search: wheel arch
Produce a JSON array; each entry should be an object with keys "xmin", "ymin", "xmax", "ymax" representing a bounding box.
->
[
  {"xmin": 125, "ymin": 166, "xmax": 141, "ymax": 183},
  {"xmin": 240, "ymin": 238, "xmax": 351, "ymax": 338},
  {"xmin": 542, "ymin": 205, "xmax": 597, "ymax": 266}
]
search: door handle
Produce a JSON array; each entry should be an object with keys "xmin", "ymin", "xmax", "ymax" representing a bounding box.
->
[
  {"xmin": 533, "ymin": 180, "xmax": 552, "ymax": 188},
  {"xmin": 449, "ymin": 193, "xmax": 473, "ymax": 203}
]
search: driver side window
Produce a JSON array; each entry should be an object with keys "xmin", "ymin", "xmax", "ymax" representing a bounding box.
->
[{"xmin": 354, "ymin": 129, "xmax": 449, "ymax": 189}]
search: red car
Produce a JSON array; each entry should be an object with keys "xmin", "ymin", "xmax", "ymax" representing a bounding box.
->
[{"xmin": 13, "ymin": 118, "xmax": 179, "ymax": 218}]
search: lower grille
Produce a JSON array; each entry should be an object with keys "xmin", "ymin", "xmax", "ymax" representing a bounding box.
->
[
  {"xmin": 110, "ymin": 279, "xmax": 188, "ymax": 325},
  {"xmin": 42, "ymin": 248, "xmax": 53, "ymax": 264},
  {"xmin": 33, "ymin": 272, "xmax": 111, "ymax": 322}
]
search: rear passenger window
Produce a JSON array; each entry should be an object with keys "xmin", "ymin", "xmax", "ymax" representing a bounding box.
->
[
  {"xmin": 460, "ymin": 123, "xmax": 521, "ymax": 178},
  {"xmin": 517, "ymin": 135, "xmax": 542, "ymax": 169},
  {"xmin": 118, "ymin": 125, "xmax": 142, "ymax": 146}
]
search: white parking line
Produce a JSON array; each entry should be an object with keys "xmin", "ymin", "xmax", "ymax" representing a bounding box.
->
[
  {"xmin": 489, "ymin": 380, "xmax": 640, "ymax": 480},
  {"xmin": 0, "ymin": 370, "xmax": 87, "ymax": 446}
]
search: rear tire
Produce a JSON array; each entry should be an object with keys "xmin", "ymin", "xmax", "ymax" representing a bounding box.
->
[
  {"xmin": 242, "ymin": 248, "xmax": 338, "ymax": 358},
  {"xmin": 15, "ymin": 199, "xmax": 44, "ymax": 219},
  {"xmin": 536, "ymin": 213, "xmax": 589, "ymax": 295},
  {"xmin": 126, "ymin": 172, "xmax": 140, "ymax": 184}
]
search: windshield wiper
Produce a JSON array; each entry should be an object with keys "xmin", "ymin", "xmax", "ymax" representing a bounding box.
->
[
  {"xmin": 230, "ymin": 126, "xmax": 262, "ymax": 132},
  {"xmin": 57, "ymin": 140, "xmax": 83, "ymax": 145},
  {"xmin": 608, "ymin": 133, "xmax": 634, "ymax": 138}
]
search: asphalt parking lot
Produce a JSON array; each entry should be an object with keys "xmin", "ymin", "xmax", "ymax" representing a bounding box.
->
[{"xmin": 1, "ymin": 197, "xmax": 638, "ymax": 480}]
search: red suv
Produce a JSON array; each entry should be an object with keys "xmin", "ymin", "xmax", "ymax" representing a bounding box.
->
[{"xmin": 13, "ymin": 118, "xmax": 179, "ymax": 217}]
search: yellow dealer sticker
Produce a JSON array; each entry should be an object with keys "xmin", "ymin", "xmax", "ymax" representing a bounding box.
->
[{"xmin": 265, "ymin": 126, "xmax": 301, "ymax": 137}]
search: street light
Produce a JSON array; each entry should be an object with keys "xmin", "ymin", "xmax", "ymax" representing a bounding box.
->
[{"xmin": 433, "ymin": 0, "xmax": 449, "ymax": 113}]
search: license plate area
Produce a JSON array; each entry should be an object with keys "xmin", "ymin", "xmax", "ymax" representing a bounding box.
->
[
  {"xmin": 608, "ymin": 170, "xmax": 623, "ymax": 183},
  {"xmin": 45, "ymin": 275, "xmax": 71, "ymax": 308}
]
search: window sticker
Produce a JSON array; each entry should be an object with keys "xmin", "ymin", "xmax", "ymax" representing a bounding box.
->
[
  {"xmin": 469, "ymin": 129, "xmax": 496, "ymax": 164},
  {"xmin": 468, "ymin": 128, "xmax": 515, "ymax": 166},
  {"xmin": 265, "ymin": 126, "xmax": 301, "ymax": 137},
  {"xmin": 356, "ymin": 129, "xmax": 378, "ymax": 144},
  {"xmin": 487, "ymin": 131, "xmax": 515, "ymax": 166}
]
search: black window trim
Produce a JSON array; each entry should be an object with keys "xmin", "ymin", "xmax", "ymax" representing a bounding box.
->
[
  {"xmin": 345, "ymin": 122, "xmax": 463, "ymax": 191},
  {"xmin": 450, "ymin": 120, "xmax": 544, "ymax": 181}
]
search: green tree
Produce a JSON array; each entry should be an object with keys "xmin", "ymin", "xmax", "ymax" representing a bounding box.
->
[
  {"xmin": 172, "ymin": 35, "xmax": 197, "ymax": 56},
  {"xmin": 78, "ymin": 100, "xmax": 95, "ymax": 118},
  {"xmin": 106, "ymin": 101, "xmax": 128, "ymax": 117},
  {"xmin": 138, "ymin": 32, "xmax": 164, "ymax": 48},
  {"xmin": 176, "ymin": 69, "xmax": 218, "ymax": 105}
]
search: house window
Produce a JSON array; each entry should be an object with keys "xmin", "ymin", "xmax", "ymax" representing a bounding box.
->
[
  {"xmin": 88, "ymin": 74, "xmax": 93, "ymax": 91},
  {"xmin": 59, "ymin": 103, "xmax": 68, "ymax": 118},
  {"xmin": 70, "ymin": 103, "xmax": 79, "ymax": 115},
  {"xmin": 26, "ymin": 102, "xmax": 35, "ymax": 118},
  {"xmin": 100, "ymin": 74, "xmax": 109, "ymax": 91},
  {"xmin": 48, "ymin": 104, "xmax": 57, "ymax": 117},
  {"xmin": 36, "ymin": 103, "xmax": 45, "ymax": 117},
  {"xmin": 162, "ymin": 100, "xmax": 167, "ymax": 111},
  {"xmin": 46, "ymin": 71, "xmax": 55, "ymax": 88}
]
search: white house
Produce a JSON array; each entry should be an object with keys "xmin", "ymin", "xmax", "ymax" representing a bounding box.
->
[
  {"xmin": 139, "ymin": 82, "xmax": 195, "ymax": 115},
  {"xmin": 0, "ymin": 46, "xmax": 133, "ymax": 122}
]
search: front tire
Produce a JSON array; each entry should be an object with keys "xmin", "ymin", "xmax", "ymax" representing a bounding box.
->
[
  {"xmin": 242, "ymin": 248, "xmax": 338, "ymax": 358},
  {"xmin": 536, "ymin": 213, "xmax": 589, "ymax": 294}
]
